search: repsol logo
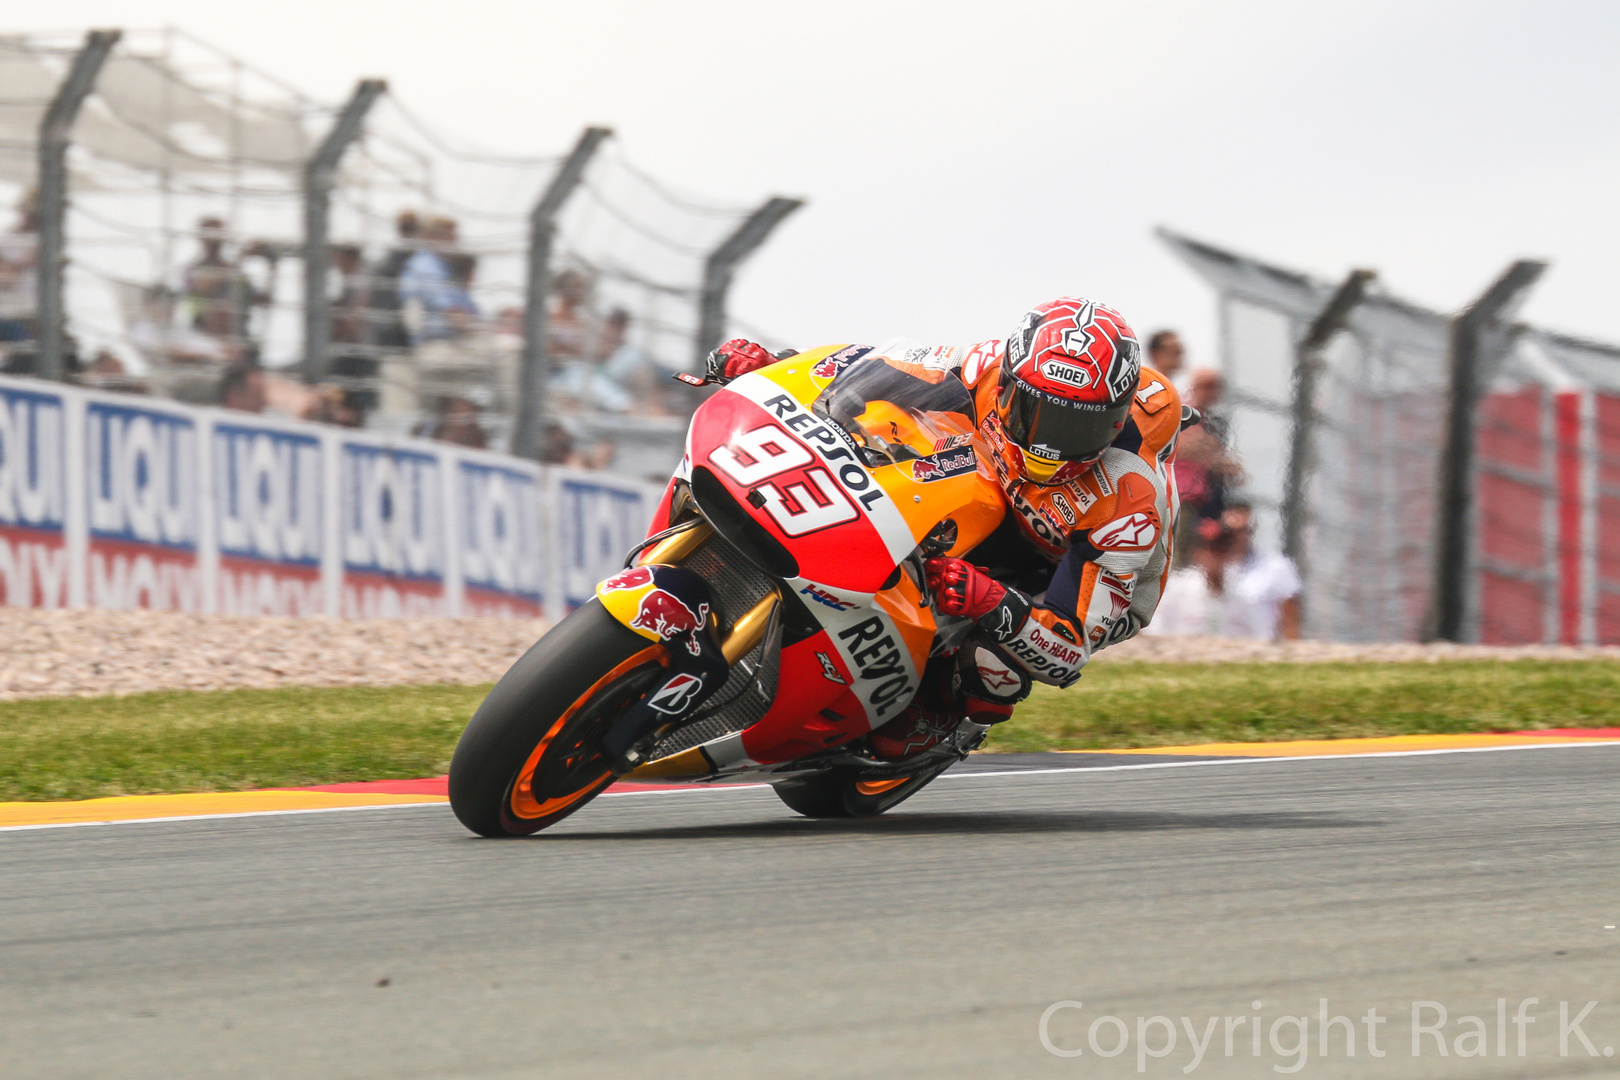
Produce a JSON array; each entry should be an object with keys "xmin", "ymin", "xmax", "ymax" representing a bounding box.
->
[
  {"xmin": 214, "ymin": 425, "xmax": 322, "ymax": 564},
  {"xmin": 836, "ymin": 614, "xmax": 918, "ymax": 716},
  {"xmin": 761, "ymin": 394, "xmax": 887, "ymax": 513},
  {"xmin": 87, "ymin": 403, "xmax": 197, "ymax": 548},
  {"xmin": 0, "ymin": 387, "xmax": 65, "ymax": 529}
]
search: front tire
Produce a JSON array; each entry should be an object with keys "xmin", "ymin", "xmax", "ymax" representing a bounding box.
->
[{"xmin": 449, "ymin": 601, "xmax": 662, "ymax": 837}]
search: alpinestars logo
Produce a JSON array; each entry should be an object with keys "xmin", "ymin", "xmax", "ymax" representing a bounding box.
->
[{"xmin": 1092, "ymin": 512, "xmax": 1158, "ymax": 550}]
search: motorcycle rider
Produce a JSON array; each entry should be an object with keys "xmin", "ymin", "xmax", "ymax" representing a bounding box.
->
[{"xmin": 703, "ymin": 297, "xmax": 1185, "ymax": 759}]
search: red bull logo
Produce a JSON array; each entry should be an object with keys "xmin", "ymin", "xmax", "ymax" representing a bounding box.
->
[
  {"xmin": 632, "ymin": 588, "xmax": 708, "ymax": 654},
  {"xmin": 810, "ymin": 345, "xmax": 870, "ymax": 380},
  {"xmin": 601, "ymin": 566, "xmax": 653, "ymax": 592},
  {"xmin": 910, "ymin": 447, "xmax": 978, "ymax": 483}
]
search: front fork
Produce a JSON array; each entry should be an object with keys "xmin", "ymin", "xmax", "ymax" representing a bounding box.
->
[{"xmin": 595, "ymin": 521, "xmax": 781, "ymax": 769}]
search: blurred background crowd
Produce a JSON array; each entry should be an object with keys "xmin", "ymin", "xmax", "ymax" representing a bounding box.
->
[{"xmin": 4, "ymin": 25, "xmax": 1615, "ymax": 646}]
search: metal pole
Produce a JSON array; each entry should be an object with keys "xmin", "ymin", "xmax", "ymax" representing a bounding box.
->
[
  {"xmin": 513, "ymin": 125, "xmax": 611, "ymax": 461},
  {"xmin": 36, "ymin": 29, "xmax": 120, "ymax": 381},
  {"xmin": 1280, "ymin": 268, "xmax": 1375, "ymax": 567},
  {"xmin": 303, "ymin": 78, "xmax": 386, "ymax": 382},
  {"xmin": 1427, "ymin": 259, "xmax": 1546, "ymax": 642},
  {"xmin": 694, "ymin": 196, "xmax": 803, "ymax": 366}
]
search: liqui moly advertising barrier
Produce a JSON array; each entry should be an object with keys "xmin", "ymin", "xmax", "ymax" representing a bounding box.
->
[{"xmin": 0, "ymin": 373, "xmax": 663, "ymax": 619}]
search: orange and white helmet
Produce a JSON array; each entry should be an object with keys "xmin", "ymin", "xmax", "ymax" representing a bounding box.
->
[{"xmin": 989, "ymin": 297, "xmax": 1141, "ymax": 486}]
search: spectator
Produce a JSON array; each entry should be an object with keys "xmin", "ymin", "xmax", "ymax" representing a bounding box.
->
[
  {"xmin": 366, "ymin": 210, "xmax": 420, "ymax": 353},
  {"xmin": 570, "ymin": 437, "xmax": 617, "ymax": 471},
  {"xmin": 1148, "ymin": 501, "xmax": 1302, "ymax": 640},
  {"xmin": 548, "ymin": 269, "xmax": 594, "ymax": 359},
  {"xmin": 219, "ymin": 363, "xmax": 268, "ymax": 413},
  {"xmin": 398, "ymin": 216, "xmax": 465, "ymax": 344},
  {"xmin": 427, "ymin": 395, "xmax": 488, "ymax": 449},
  {"xmin": 1146, "ymin": 329, "xmax": 1186, "ymax": 385},
  {"xmin": 0, "ymin": 189, "xmax": 38, "ymax": 354},
  {"xmin": 328, "ymin": 242, "xmax": 379, "ymax": 415},
  {"xmin": 1173, "ymin": 366, "xmax": 1243, "ymax": 562},
  {"xmin": 181, "ymin": 216, "xmax": 274, "ymax": 358},
  {"xmin": 537, "ymin": 422, "xmax": 574, "ymax": 465}
]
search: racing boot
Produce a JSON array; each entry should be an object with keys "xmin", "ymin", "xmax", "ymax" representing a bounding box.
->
[{"xmin": 868, "ymin": 701, "xmax": 963, "ymax": 761}]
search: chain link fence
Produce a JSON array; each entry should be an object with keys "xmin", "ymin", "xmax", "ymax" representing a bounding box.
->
[
  {"xmin": 0, "ymin": 28, "xmax": 800, "ymax": 484},
  {"xmin": 1163, "ymin": 230, "xmax": 1620, "ymax": 644}
]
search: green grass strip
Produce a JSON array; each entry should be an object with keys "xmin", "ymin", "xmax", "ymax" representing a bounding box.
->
[
  {"xmin": 986, "ymin": 659, "xmax": 1620, "ymax": 752},
  {"xmin": 0, "ymin": 660, "xmax": 1614, "ymax": 802}
]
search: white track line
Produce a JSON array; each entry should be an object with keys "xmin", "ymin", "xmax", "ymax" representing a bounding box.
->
[{"xmin": 3, "ymin": 740, "xmax": 1616, "ymax": 834}]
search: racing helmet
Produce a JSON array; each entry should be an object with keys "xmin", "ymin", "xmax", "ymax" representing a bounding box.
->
[{"xmin": 990, "ymin": 297, "xmax": 1141, "ymax": 486}]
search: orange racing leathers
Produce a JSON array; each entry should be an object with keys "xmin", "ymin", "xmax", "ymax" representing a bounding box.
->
[{"xmin": 880, "ymin": 337, "xmax": 1182, "ymax": 689}]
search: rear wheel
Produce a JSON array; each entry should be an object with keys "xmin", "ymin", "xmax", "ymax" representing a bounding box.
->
[
  {"xmin": 449, "ymin": 601, "xmax": 664, "ymax": 837},
  {"xmin": 771, "ymin": 764, "xmax": 950, "ymax": 819}
]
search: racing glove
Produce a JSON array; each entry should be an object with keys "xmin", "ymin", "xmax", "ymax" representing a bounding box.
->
[
  {"xmin": 703, "ymin": 338, "xmax": 777, "ymax": 385},
  {"xmin": 925, "ymin": 557, "xmax": 1005, "ymax": 619}
]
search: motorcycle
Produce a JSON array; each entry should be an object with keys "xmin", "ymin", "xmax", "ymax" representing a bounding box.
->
[{"xmin": 448, "ymin": 345, "xmax": 1012, "ymax": 836}]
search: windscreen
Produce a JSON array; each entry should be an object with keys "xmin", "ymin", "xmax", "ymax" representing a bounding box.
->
[{"xmin": 811, "ymin": 355, "xmax": 978, "ymax": 466}]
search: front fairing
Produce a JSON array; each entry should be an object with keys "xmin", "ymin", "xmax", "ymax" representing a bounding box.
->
[{"xmin": 685, "ymin": 347, "xmax": 1003, "ymax": 596}]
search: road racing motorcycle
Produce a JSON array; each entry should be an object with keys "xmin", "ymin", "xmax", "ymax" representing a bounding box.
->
[{"xmin": 449, "ymin": 345, "xmax": 1017, "ymax": 836}]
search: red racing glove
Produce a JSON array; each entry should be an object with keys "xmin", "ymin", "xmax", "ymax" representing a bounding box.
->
[
  {"xmin": 704, "ymin": 338, "xmax": 777, "ymax": 384},
  {"xmin": 924, "ymin": 557, "xmax": 1007, "ymax": 620}
]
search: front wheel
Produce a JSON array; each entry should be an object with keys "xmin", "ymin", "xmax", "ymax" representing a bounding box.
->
[
  {"xmin": 449, "ymin": 601, "xmax": 664, "ymax": 837},
  {"xmin": 771, "ymin": 763, "xmax": 951, "ymax": 819}
]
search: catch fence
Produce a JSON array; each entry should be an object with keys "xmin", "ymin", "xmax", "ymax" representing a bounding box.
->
[
  {"xmin": 0, "ymin": 29, "xmax": 801, "ymax": 484},
  {"xmin": 1163, "ymin": 231, "xmax": 1620, "ymax": 644}
]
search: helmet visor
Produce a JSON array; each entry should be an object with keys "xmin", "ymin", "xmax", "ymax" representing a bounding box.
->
[{"xmin": 997, "ymin": 375, "xmax": 1128, "ymax": 464}]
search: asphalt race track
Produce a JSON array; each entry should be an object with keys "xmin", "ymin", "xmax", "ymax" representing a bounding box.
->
[{"xmin": 3, "ymin": 746, "xmax": 1618, "ymax": 1079}]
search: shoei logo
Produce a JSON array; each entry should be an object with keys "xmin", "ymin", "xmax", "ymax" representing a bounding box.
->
[
  {"xmin": 1092, "ymin": 512, "xmax": 1158, "ymax": 550},
  {"xmin": 1040, "ymin": 359, "xmax": 1094, "ymax": 390}
]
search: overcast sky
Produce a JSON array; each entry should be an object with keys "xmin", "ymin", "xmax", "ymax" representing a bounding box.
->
[{"xmin": 19, "ymin": 0, "xmax": 1620, "ymax": 367}]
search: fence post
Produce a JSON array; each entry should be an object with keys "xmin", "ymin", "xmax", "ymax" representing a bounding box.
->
[
  {"xmin": 512, "ymin": 126, "xmax": 612, "ymax": 461},
  {"xmin": 693, "ymin": 196, "xmax": 803, "ymax": 366},
  {"xmin": 1281, "ymin": 268, "xmax": 1375, "ymax": 569},
  {"xmin": 1427, "ymin": 259, "xmax": 1546, "ymax": 642},
  {"xmin": 302, "ymin": 78, "xmax": 386, "ymax": 382},
  {"xmin": 35, "ymin": 28, "xmax": 120, "ymax": 381}
]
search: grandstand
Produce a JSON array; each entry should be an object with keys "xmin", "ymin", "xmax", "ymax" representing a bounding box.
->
[{"xmin": 0, "ymin": 28, "xmax": 799, "ymax": 481}]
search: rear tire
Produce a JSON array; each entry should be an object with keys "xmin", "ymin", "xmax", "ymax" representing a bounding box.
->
[
  {"xmin": 449, "ymin": 601, "xmax": 660, "ymax": 837},
  {"xmin": 771, "ymin": 763, "xmax": 950, "ymax": 819}
]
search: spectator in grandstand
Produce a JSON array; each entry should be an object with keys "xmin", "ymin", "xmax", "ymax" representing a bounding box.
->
[
  {"xmin": 367, "ymin": 209, "xmax": 420, "ymax": 353},
  {"xmin": 327, "ymin": 243, "xmax": 379, "ymax": 415},
  {"xmin": 1172, "ymin": 366, "xmax": 1242, "ymax": 562},
  {"xmin": 0, "ymin": 188, "xmax": 38, "ymax": 353},
  {"xmin": 182, "ymin": 217, "xmax": 274, "ymax": 357},
  {"xmin": 1146, "ymin": 329, "xmax": 1186, "ymax": 386},
  {"xmin": 398, "ymin": 216, "xmax": 468, "ymax": 344},
  {"xmin": 1147, "ymin": 499, "xmax": 1302, "ymax": 640},
  {"xmin": 426, "ymin": 395, "xmax": 488, "ymax": 449},
  {"xmin": 571, "ymin": 437, "xmax": 617, "ymax": 471},
  {"xmin": 547, "ymin": 268, "xmax": 599, "ymax": 369},
  {"xmin": 536, "ymin": 422, "xmax": 575, "ymax": 465},
  {"xmin": 219, "ymin": 363, "xmax": 268, "ymax": 414}
]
